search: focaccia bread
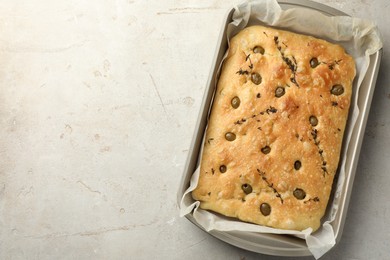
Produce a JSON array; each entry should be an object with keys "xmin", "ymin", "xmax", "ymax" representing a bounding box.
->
[{"xmin": 192, "ymin": 25, "xmax": 356, "ymax": 231}]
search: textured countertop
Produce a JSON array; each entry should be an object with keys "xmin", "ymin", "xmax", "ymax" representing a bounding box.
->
[{"xmin": 0, "ymin": 0, "xmax": 389, "ymax": 259}]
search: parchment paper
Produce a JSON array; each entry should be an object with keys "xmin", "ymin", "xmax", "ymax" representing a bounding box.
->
[{"xmin": 180, "ymin": 0, "xmax": 382, "ymax": 258}]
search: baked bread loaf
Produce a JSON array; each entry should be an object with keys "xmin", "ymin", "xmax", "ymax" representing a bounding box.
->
[{"xmin": 192, "ymin": 25, "xmax": 355, "ymax": 231}]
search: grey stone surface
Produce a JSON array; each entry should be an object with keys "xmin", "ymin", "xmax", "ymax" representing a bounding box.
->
[{"xmin": 0, "ymin": 0, "xmax": 388, "ymax": 259}]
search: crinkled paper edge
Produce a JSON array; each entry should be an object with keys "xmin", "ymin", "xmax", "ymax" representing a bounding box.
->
[{"xmin": 180, "ymin": 0, "xmax": 382, "ymax": 259}]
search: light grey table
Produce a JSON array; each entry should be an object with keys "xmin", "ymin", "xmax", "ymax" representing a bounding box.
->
[{"xmin": 0, "ymin": 0, "xmax": 388, "ymax": 259}]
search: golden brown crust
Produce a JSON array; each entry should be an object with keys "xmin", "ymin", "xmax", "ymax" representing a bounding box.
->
[{"xmin": 192, "ymin": 25, "xmax": 356, "ymax": 231}]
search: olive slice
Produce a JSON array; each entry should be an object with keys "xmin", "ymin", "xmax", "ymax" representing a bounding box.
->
[
  {"xmin": 331, "ymin": 84, "xmax": 344, "ymax": 96},
  {"xmin": 260, "ymin": 203, "xmax": 271, "ymax": 216},
  {"xmin": 310, "ymin": 58, "xmax": 319, "ymax": 68},
  {"xmin": 293, "ymin": 188, "xmax": 306, "ymax": 200},
  {"xmin": 231, "ymin": 96, "xmax": 240, "ymax": 109},
  {"xmin": 294, "ymin": 160, "xmax": 302, "ymax": 170},
  {"xmin": 251, "ymin": 73, "xmax": 262, "ymax": 85},
  {"xmin": 275, "ymin": 86, "xmax": 285, "ymax": 98},
  {"xmin": 241, "ymin": 184, "xmax": 253, "ymax": 194},
  {"xmin": 309, "ymin": 116, "xmax": 318, "ymax": 126},
  {"xmin": 219, "ymin": 165, "xmax": 227, "ymax": 173},
  {"xmin": 225, "ymin": 132, "xmax": 236, "ymax": 141},
  {"xmin": 261, "ymin": 146, "xmax": 271, "ymax": 154},
  {"xmin": 253, "ymin": 46, "xmax": 265, "ymax": 55}
]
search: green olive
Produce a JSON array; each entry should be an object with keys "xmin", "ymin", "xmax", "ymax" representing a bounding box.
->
[
  {"xmin": 251, "ymin": 73, "xmax": 262, "ymax": 85},
  {"xmin": 219, "ymin": 165, "xmax": 227, "ymax": 173},
  {"xmin": 241, "ymin": 183, "xmax": 253, "ymax": 194},
  {"xmin": 310, "ymin": 58, "xmax": 319, "ymax": 68},
  {"xmin": 253, "ymin": 46, "xmax": 265, "ymax": 55},
  {"xmin": 293, "ymin": 188, "xmax": 306, "ymax": 200},
  {"xmin": 275, "ymin": 86, "xmax": 285, "ymax": 98},
  {"xmin": 231, "ymin": 96, "xmax": 240, "ymax": 109},
  {"xmin": 225, "ymin": 132, "xmax": 236, "ymax": 141},
  {"xmin": 331, "ymin": 84, "xmax": 344, "ymax": 96},
  {"xmin": 260, "ymin": 203, "xmax": 271, "ymax": 216},
  {"xmin": 294, "ymin": 160, "xmax": 302, "ymax": 170},
  {"xmin": 261, "ymin": 146, "xmax": 271, "ymax": 154},
  {"xmin": 309, "ymin": 116, "xmax": 318, "ymax": 126}
]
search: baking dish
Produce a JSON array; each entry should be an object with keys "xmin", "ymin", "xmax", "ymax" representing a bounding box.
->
[{"xmin": 178, "ymin": 0, "xmax": 382, "ymax": 256}]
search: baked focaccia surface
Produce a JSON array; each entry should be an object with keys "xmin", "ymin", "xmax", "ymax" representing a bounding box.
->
[{"xmin": 192, "ymin": 25, "xmax": 356, "ymax": 231}]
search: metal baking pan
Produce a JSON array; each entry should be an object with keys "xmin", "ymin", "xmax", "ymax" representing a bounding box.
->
[{"xmin": 177, "ymin": 0, "xmax": 382, "ymax": 256}]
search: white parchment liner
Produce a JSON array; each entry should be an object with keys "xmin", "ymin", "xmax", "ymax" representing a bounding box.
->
[{"xmin": 180, "ymin": 0, "xmax": 382, "ymax": 258}]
